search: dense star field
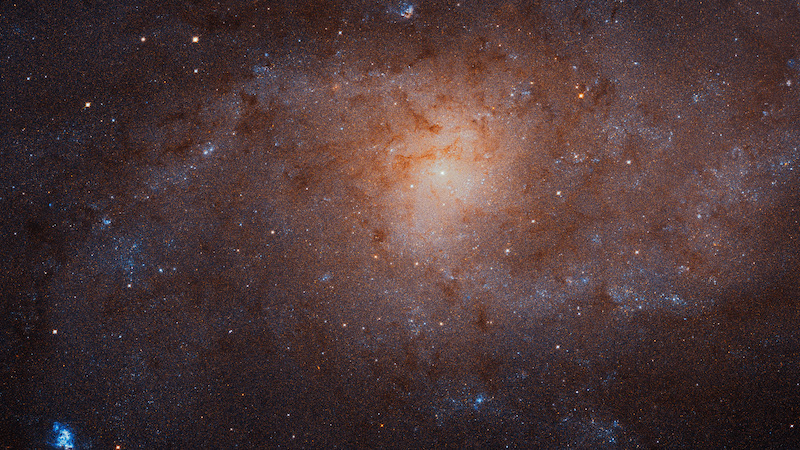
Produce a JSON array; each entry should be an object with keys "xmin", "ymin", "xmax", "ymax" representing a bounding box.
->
[{"xmin": 2, "ymin": 0, "xmax": 800, "ymax": 447}]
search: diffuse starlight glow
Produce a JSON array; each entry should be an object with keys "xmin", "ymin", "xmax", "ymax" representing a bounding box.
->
[
  {"xmin": 379, "ymin": 110, "xmax": 507, "ymax": 259},
  {"xmin": 13, "ymin": 1, "xmax": 800, "ymax": 448}
]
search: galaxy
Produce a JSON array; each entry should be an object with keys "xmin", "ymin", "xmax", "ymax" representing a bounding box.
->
[{"xmin": 2, "ymin": 0, "xmax": 800, "ymax": 447}]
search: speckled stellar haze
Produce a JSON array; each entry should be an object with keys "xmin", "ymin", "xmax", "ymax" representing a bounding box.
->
[{"xmin": 2, "ymin": 0, "xmax": 800, "ymax": 448}]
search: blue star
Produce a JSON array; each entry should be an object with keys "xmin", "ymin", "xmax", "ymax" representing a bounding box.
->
[{"xmin": 473, "ymin": 394, "xmax": 486, "ymax": 410}]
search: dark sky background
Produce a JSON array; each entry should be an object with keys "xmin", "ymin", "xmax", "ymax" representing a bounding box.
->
[{"xmin": 2, "ymin": 0, "xmax": 800, "ymax": 448}]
